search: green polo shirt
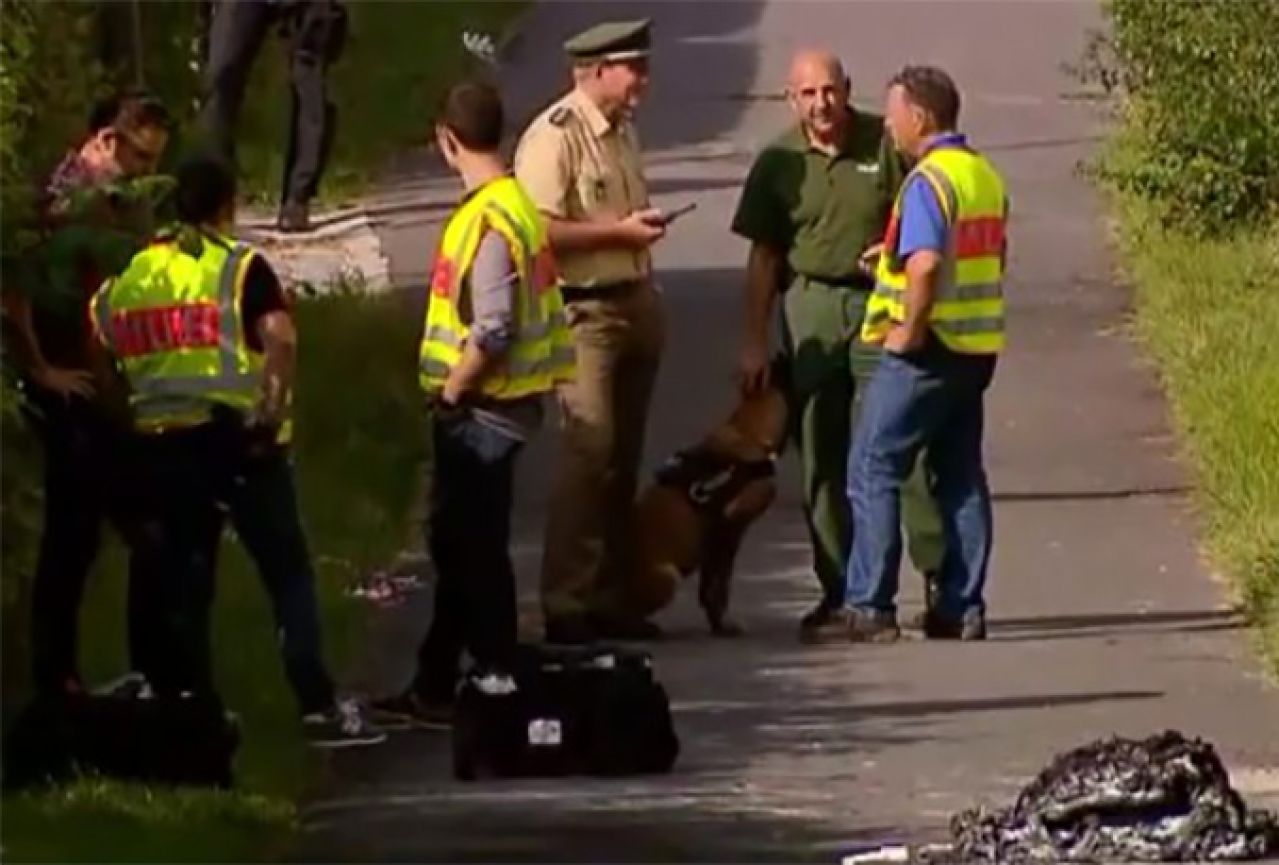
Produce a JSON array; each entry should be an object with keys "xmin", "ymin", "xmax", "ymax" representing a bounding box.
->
[{"xmin": 731, "ymin": 108, "xmax": 904, "ymax": 284}]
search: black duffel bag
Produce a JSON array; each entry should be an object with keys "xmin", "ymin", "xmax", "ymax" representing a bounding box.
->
[
  {"xmin": 3, "ymin": 687, "xmax": 240, "ymax": 792},
  {"xmin": 452, "ymin": 644, "xmax": 679, "ymax": 780}
]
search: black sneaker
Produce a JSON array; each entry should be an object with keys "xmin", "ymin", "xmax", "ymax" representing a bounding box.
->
[
  {"xmin": 848, "ymin": 608, "xmax": 902, "ymax": 644},
  {"xmin": 369, "ymin": 691, "xmax": 453, "ymax": 730},
  {"xmin": 922, "ymin": 610, "xmax": 987, "ymax": 641},
  {"xmin": 302, "ymin": 699, "xmax": 387, "ymax": 748}
]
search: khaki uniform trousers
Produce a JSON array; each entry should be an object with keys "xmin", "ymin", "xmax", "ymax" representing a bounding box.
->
[{"xmin": 541, "ymin": 280, "xmax": 665, "ymax": 619}]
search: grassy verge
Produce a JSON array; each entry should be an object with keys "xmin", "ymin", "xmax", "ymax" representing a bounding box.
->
[
  {"xmin": 0, "ymin": 289, "xmax": 426, "ymax": 862},
  {"xmin": 1111, "ymin": 194, "xmax": 1279, "ymax": 676},
  {"xmin": 232, "ymin": 0, "xmax": 526, "ymax": 204}
]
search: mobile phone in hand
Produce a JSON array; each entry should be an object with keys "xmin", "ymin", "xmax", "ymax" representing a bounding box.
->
[{"xmin": 660, "ymin": 201, "xmax": 698, "ymax": 225}]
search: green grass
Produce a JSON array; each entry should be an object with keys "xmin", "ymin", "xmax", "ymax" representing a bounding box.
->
[
  {"xmin": 1111, "ymin": 194, "xmax": 1279, "ymax": 676},
  {"xmin": 0, "ymin": 289, "xmax": 427, "ymax": 862},
  {"xmin": 2, "ymin": 0, "xmax": 523, "ymax": 856},
  {"xmin": 231, "ymin": 0, "xmax": 527, "ymax": 204},
  {"xmin": 2, "ymin": 780, "xmax": 294, "ymax": 863}
]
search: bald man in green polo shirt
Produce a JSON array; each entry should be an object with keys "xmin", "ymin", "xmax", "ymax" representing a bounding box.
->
[{"xmin": 732, "ymin": 49, "xmax": 943, "ymax": 642}]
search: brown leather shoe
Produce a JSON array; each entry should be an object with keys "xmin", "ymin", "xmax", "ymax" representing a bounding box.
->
[
  {"xmin": 798, "ymin": 609, "xmax": 859, "ymax": 642},
  {"xmin": 848, "ymin": 608, "xmax": 902, "ymax": 643}
]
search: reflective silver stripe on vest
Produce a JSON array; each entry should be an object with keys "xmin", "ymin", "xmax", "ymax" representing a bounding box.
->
[
  {"xmin": 934, "ymin": 315, "xmax": 1005, "ymax": 336},
  {"xmin": 420, "ymin": 342, "xmax": 574, "ymax": 384},
  {"xmin": 873, "ymin": 280, "xmax": 1001, "ymax": 303},
  {"xmin": 421, "ymin": 316, "xmax": 562, "ymax": 351},
  {"xmin": 217, "ymin": 243, "xmax": 252, "ymax": 380},
  {"xmin": 93, "ymin": 287, "xmax": 113, "ymax": 349}
]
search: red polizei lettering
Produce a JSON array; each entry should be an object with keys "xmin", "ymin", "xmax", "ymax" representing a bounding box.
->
[
  {"xmin": 110, "ymin": 303, "xmax": 221, "ymax": 358},
  {"xmin": 955, "ymin": 217, "xmax": 1005, "ymax": 259}
]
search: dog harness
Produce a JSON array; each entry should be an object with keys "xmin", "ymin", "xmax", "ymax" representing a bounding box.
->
[{"xmin": 654, "ymin": 448, "xmax": 777, "ymax": 515}]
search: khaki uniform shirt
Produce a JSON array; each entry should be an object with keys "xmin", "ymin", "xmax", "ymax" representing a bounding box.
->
[{"xmin": 514, "ymin": 88, "xmax": 650, "ymax": 288}]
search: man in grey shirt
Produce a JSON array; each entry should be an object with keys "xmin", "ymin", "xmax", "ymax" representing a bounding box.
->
[
  {"xmin": 468, "ymin": 233, "xmax": 544, "ymax": 442},
  {"xmin": 373, "ymin": 81, "xmax": 571, "ymax": 728}
]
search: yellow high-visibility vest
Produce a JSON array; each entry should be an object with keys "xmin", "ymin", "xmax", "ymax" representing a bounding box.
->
[
  {"xmin": 419, "ymin": 175, "xmax": 575, "ymax": 399},
  {"xmin": 862, "ymin": 144, "xmax": 1008, "ymax": 354},
  {"xmin": 90, "ymin": 229, "xmax": 291, "ymax": 440}
]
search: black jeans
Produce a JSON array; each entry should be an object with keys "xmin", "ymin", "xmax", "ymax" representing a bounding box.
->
[
  {"xmin": 151, "ymin": 424, "xmax": 336, "ymax": 713},
  {"xmin": 200, "ymin": 0, "xmax": 341, "ymax": 206},
  {"xmin": 413, "ymin": 407, "xmax": 522, "ymax": 701},
  {"xmin": 24, "ymin": 389, "xmax": 165, "ymax": 694}
]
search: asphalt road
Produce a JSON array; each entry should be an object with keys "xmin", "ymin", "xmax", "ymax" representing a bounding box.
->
[{"xmin": 296, "ymin": 2, "xmax": 1279, "ymax": 861}]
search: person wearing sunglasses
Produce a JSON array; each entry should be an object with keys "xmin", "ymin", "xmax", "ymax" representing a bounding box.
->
[{"xmin": 2, "ymin": 90, "xmax": 175, "ymax": 698}]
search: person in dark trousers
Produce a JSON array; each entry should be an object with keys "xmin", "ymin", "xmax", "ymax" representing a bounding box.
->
[
  {"xmin": 198, "ymin": 0, "xmax": 347, "ymax": 232},
  {"xmin": 372, "ymin": 81, "xmax": 574, "ymax": 728},
  {"xmin": 90, "ymin": 156, "xmax": 384, "ymax": 747},
  {"xmin": 1, "ymin": 91, "xmax": 174, "ymax": 697}
]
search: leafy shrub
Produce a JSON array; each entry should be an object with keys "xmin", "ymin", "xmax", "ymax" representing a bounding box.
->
[{"xmin": 1081, "ymin": 0, "xmax": 1279, "ymax": 230}]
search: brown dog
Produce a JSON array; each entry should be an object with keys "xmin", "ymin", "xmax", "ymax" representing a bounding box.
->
[{"xmin": 623, "ymin": 359, "xmax": 790, "ymax": 636}]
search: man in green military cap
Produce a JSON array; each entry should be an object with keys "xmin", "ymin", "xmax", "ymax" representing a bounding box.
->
[
  {"xmin": 1, "ymin": 90, "xmax": 175, "ymax": 695},
  {"xmin": 563, "ymin": 18, "xmax": 652, "ymax": 62},
  {"xmin": 515, "ymin": 19, "xmax": 677, "ymax": 643},
  {"xmin": 731, "ymin": 49, "xmax": 945, "ymax": 642}
]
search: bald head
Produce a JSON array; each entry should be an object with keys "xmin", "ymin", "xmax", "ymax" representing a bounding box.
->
[
  {"xmin": 787, "ymin": 49, "xmax": 845, "ymax": 90},
  {"xmin": 786, "ymin": 48, "xmax": 850, "ymax": 145}
]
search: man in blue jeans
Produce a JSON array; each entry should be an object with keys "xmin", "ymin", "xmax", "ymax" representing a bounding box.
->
[
  {"xmin": 844, "ymin": 66, "xmax": 1009, "ymax": 642},
  {"xmin": 372, "ymin": 81, "xmax": 574, "ymax": 727}
]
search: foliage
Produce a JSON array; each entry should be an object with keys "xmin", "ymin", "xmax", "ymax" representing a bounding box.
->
[{"xmin": 1080, "ymin": 0, "xmax": 1279, "ymax": 230}]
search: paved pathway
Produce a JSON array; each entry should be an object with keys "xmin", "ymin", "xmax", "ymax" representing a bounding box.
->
[{"xmin": 297, "ymin": 2, "xmax": 1279, "ymax": 860}]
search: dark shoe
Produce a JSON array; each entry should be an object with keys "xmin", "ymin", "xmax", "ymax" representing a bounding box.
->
[
  {"xmin": 544, "ymin": 614, "xmax": 597, "ymax": 645},
  {"xmin": 923, "ymin": 610, "xmax": 987, "ymax": 641},
  {"xmin": 370, "ymin": 690, "xmax": 453, "ymax": 730},
  {"xmin": 848, "ymin": 608, "xmax": 902, "ymax": 644},
  {"xmin": 589, "ymin": 610, "xmax": 663, "ymax": 641},
  {"xmin": 908, "ymin": 572, "xmax": 941, "ymax": 631},
  {"xmin": 800, "ymin": 607, "xmax": 856, "ymax": 644},
  {"xmin": 302, "ymin": 698, "xmax": 387, "ymax": 748},
  {"xmin": 798, "ymin": 598, "xmax": 839, "ymax": 632},
  {"xmin": 277, "ymin": 201, "xmax": 311, "ymax": 233}
]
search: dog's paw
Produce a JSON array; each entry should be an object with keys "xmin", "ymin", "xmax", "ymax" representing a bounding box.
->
[{"xmin": 710, "ymin": 619, "xmax": 745, "ymax": 638}]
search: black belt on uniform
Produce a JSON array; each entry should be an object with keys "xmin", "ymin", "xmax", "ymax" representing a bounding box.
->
[
  {"xmin": 559, "ymin": 279, "xmax": 645, "ymax": 303},
  {"xmin": 791, "ymin": 271, "xmax": 874, "ymax": 292}
]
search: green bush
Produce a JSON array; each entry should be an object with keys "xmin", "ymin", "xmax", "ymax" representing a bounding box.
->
[{"xmin": 1082, "ymin": 0, "xmax": 1279, "ymax": 229}]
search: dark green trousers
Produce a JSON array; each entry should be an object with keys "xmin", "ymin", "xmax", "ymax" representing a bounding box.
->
[{"xmin": 781, "ymin": 275, "xmax": 944, "ymax": 605}]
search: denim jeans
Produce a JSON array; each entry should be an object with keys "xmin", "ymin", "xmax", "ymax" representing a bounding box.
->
[
  {"xmin": 845, "ymin": 336, "xmax": 997, "ymax": 618},
  {"xmin": 413, "ymin": 406, "xmax": 523, "ymax": 701}
]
